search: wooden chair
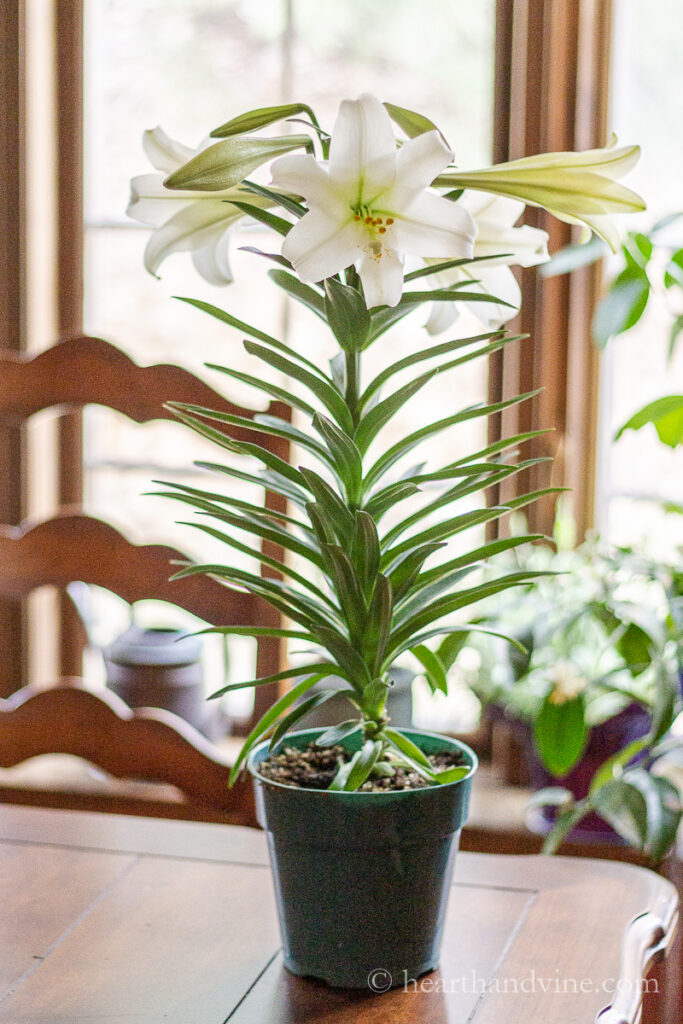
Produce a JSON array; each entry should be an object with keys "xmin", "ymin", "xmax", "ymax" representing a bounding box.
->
[
  {"xmin": 0, "ymin": 511, "xmax": 270, "ymax": 824},
  {"xmin": 0, "ymin": 335, "xmax": 289, "ymax": 726},
  {"xmin": 0, "ymin": 336, "xmax": 292, "ymax": 825},
  {"xmin": 0, "ymin": 682, "xmax": 257, "ymax": 826}
]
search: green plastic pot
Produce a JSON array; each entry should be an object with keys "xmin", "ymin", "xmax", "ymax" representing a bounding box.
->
[{"xmin": 248, "ymin": 727, "xmax": 477, "ymax": 989}]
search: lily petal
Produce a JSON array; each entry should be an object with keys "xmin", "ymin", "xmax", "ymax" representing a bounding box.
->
[
  {"xmin": 462, "ymin": 264, "xmax": 522, "ymax": 329},
  {"xmin": 329, "ymin": 93, "xmax": 396, "ymax": 196},
  {"xmin": 142, "ymin": 127, "xmax": 195, "ymax": 174},
  {"xmin": 357, "ymin": 246, "xmax": 405, "ymax": 308},
  {"xmin": 191, "ymin": 230, "xmax": 234, "ymax": 286},
  {"xmin": 436, "ymin": 138, "xmax": 645, "ymax": 252},
  {"xmin": 393, "ymin": 192, "xmax": 476, "ymax": 258},
  {"xmin": 127, "ymin": 173, "xmax": 195, "ymax": 226},
  {"xmin": 271, "ymin": 153, "xmax": 346, "ymax": 214},
  {"xmin": 281, "ymin": 209, "xmax": 360, "ymax": 283},
  {"xmin": 395, "ymin": 130, "xmax": 454, "ymax": 190},
  {"xmin": 143, "ymin": 200, "xmax": 243, "ymax": 277}
]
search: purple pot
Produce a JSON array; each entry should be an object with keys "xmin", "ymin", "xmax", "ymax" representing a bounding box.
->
[{"xmin": 526, "ymin": 703, "xmax": 652, "ymax": 843}]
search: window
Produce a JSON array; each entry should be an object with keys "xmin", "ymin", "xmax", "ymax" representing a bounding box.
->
[{"xmin": 597, "ymin": 0, "xmax": 683, "ymax": 554}]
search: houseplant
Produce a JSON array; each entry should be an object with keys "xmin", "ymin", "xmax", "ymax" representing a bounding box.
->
[
  {"xmin": 461, "ymin": 535, "xmax": 682, "ymax": 858},
  {"xmin": 128, "ymin": 93, "xmax": 644, "ymax": 987}
]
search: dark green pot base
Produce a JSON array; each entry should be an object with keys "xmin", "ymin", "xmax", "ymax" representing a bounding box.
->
[{"xmin": 248, "ymin": 728, "xmax": 477, "ymax": 990}]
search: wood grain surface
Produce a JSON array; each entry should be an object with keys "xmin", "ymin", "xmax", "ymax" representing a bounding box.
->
[{"xmin": 0, "ymin": 806, "xmax": 677, "ymax": 1024}]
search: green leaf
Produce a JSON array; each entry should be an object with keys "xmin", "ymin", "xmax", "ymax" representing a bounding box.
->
[
  {"xmin": 315, "ymin": 720, "xmax": 362, "ymax": 747},
  {"xmin": 229, "ymin": 200, "xmax": 293, "ymax": 237},
  {"xmin": 540, "ymin": 234, "xmax": 607, "ymax": 277},
  {"xmin": 329, "ymin": 740, "xmax": 383, "ymax": 791},
  {"xmin": 592, "ymin": 775, "xmax": 650, "ymax": 848},
  {"xmin": 383, "ymin": 101, "xmax": 441, "ymax": 138},
  {"xmin": 363, "ymin": 574, "xmax": 393, "ymax": 673},
  {"xmin": 197, "ymin": 460, "xmax": 308, "ymax": 510},
  {"xmin": 204, "ymin": 362, "xmax": 316, "ymax": 419},
  {"xmin": 649, "ymin": 666, "xmax": 678, "ymax": 743},
  {"xmin": 390, "ymin": 623, "xmax": 529, "ymax": 663},
  {"xmin": 668, "ymin": 315, "xmax": 683, "ymax": 361},
  {"xmin": 384, "ymin": 732, "xmax": 433, "ymax": 776},
  {"xmin": 652, "ymin": 211, "xmax": 683, "ymax": 233},
  {"xmin": 300, "ymin": 468, "xmax": 355, "ymax": 543},
  {"xmin": 314, "ymin": 625, "xmax": 372, "ymax": 690},
  {"xmin": 153, "ymin": 478, "xmax": 306, "ymax": 531},
  {"xmin": 174, "ymin": 520, "xmax": 322, "ymax": 603},
  {"xmin": 387, "ymin": 542, "xmax": 445, "ymax": 603},
  {"xmin": 175, "ymin": 297, "xmax": 327, "ymax": 378},
  {"xmin": 215, "ymin": 662, "xmax": 333, "ymax": 701},
  {"xmin": 387, "ymin": 571, "xmax": 553, "ymax": 655},
  {"xmin": 384, "ymin": 728, "xmax": 433, "ymax": 771},
  {"xmin": 305, "ymin": 501, "xmax": 336, "ymax": 549},
  {"xmin": 361, "ymin": 330, "xmax": 503, "ymax": 406},
  {"xmin": 350, "ymin": 512, "xmax": 381, "ymax": 596},
  {"xmin": 324, "ymin": 278, "xmax": 371, "ymax": 352},
  {"xmin": 168, "ymin": 403, "xmax": 329, "ymax": 464},
  {"xmin": 354, "ymin": 370, "xmax": 437, "ymax": 454},
  {"xmin": 176, "ymin": 498, "xmax": 323, "ymax": 570},
  {"xmin": 167, "ymin": 407, "xmax": 307, "ymax": 488},
  {"xmin": 269, "ymin": 269, "xmax": 326, "ymax": 317},
  {"xmin": 542, "ymin": 802, "xmax": 588, "ymax": 854},
  {"xmin": 382, "ymin": 459, "xmax": 547, "ymax": 548},
  {"xmin": 526, "ymin": 787, "xmax": 574, "ymax": 810},
  {"xmin": 269, "ymin": 690, "xmax": 337, "ymax": 750},
  {"xmin": 241, "ymin": 180, "xmax": 307, "ymax": 218},
  {"xmin": 244, "ymin": 342, "xmax": 353, "ymax": 434},
  {"xmin": 588, "ymin": 738, "xmax": 650, "ymax": 797},
  {"xmin": 615, "ymin": 395, "xmax": 683, "ymax": 448},
  {"xmin": 239, "ymin": 245, "xmax": 292, "ymax": 269},
  {"xmin": 434, "ymin": 765, "xmax": 470, "ymax": 784},
  {"xmin": 416, "ymin": 534, "xmax": 545, "ymax": 587},
  {"xmin": 382, "ymin": 506, "xmax": 509, "ymax": 568},
  {"xmin": 313, "ymin": 413, "xmax": 363, "ymax": 501},
  {"xmin": 664, "ymin": 249, "xmax": 683, "ymax": 289},
  {"xmin": 364, "ymin": 390, "xmax": 540, "ymax": 492},
  {"xmin": 363, "ymin": 481, "xmax": 420, "ymax": 522},
  {"xmin": 361, "ymin": 678, "xmax": 389, "ymax": 718},
  {"xmin": 211, "ymin": 103, "xmax": 317, "ymax": 137},
  {"xmin": 591, "ymin": 264, "xmax": 650, "ymax": 347},
  {"xmin": 323, "ymin": 544, "xmax": 367, "ymax": 640},
  {"xmin": 533, "ymin": 694, "xmax": 588, "ymax": 776},
  {"xmin": 410, "ymin": 644, "xmax": 448, "ymax": 694},
  {"xmin": 646, "ymin": 776, "xmax": 682, "ymax": 863},
  {"xmin": 403, "ymin": 255, "xmax": 508, "ymax": 283},
  {"xmin": 624, "ymin": 232, "xmax": 653, "ymax": 269},
  {"xmin": 229, "ymin": 670, "xmax": 331, "ymax": 782},
  {"xmin": 164, "ymin": 135, "xmax": 312, "ymax": 191}
]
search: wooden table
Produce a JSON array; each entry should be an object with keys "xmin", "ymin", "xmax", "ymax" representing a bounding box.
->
[{"xmin": 0, "ymin": 805, "xmax": 677, "ymax": 1023}]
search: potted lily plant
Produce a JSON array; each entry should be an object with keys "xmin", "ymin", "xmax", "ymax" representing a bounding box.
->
[{"xmin": 128, "ymin": 93, "xmax": 644, "ymax": 988}]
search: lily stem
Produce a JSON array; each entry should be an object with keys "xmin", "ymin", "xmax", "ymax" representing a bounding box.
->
[{"xmin": 345, "ymin": 349, "xmax": 361, "ymax": 429}]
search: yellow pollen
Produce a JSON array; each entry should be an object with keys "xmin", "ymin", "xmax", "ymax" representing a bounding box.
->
[
  {"xmin": 386, "ymin": 217, "xmax": 394, "ymax": 225},
  {"xmin": 379, "ymin": 226, "xmax": 386, "ymax": 233},
  {"xmin": 354, "ymin": 214, "xmax": 361, "ymax": 221},
  {"xmin": 364, "ymin": 216, "xmax": 373, "ymax": 224}
]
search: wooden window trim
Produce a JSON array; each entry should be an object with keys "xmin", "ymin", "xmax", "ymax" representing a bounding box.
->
[{"xmin": 491, "ymin": 0, "xmax": 612, "ymax": 539}]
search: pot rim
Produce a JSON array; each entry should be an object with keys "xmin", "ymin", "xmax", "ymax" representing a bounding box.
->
[{"xmin": 247, "ymin": 726, "xmax": 478, "ymax": 797}]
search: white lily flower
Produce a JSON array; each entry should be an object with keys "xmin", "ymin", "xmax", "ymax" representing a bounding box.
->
[
  {"xmin": 546, "ymin": 660, "xmax": 588, "ymax": 705},
  {"xmin": 270, "ymin": 93, "xmax": 476, "ymax": 308},
  {"xmin": 127, "ymin": 126, "xmax": 269, "ymax": 284},
  {"xmin": 425, "ymin": 195, "xmax": 549, "ymax": 334},
  {"xmin": 436, "ymin": 135, "xmax": 645, "ymax": 252}
]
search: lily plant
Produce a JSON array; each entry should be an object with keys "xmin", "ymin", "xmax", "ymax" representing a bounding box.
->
[{"xmin": 130, "ymin": 93, "xmax": 644, "ymax": 791}]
